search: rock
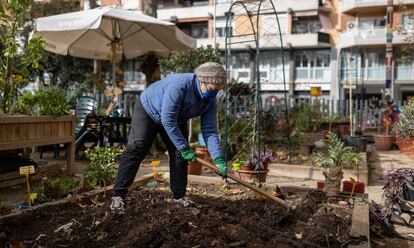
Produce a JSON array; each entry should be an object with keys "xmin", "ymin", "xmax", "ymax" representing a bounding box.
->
[{"xmin": 222, "ymin": 224, "xmax": 248, "ymax": 242}]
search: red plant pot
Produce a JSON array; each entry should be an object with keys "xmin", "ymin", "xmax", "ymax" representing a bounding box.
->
[
  {"xmin": 240, "ymin": 165, "xmax": 253, "ymax": 171},
  {"xmin": 317, "ymin": 180, "xmax": 325, "ymax": 189},
  {"xmin": 342, "ymin": 181, "xmax": 365, "ymax": 193},
  {"xmin": 237, "ymin": 170, "xmax": 268, "ymax": 183},
  {"xmin": 263, "ymin": 161, "xmax": 269, "ymax": 170}
]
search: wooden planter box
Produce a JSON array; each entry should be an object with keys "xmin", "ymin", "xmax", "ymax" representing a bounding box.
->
[{"xmin": 0, "ymin": 115, "xmax": 76, "ymax": 175}]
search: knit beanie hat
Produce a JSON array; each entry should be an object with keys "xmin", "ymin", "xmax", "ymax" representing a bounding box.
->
[{"xmin": 194, "ymin": 62, "xmax": 227, "ymax": 84}]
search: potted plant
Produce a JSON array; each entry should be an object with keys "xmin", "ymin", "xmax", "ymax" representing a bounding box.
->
[
  {"xmin": 232, "ymin": 159, "xmax": 244, "ymax": 171},
  {"xmin": 236, "ymin": 152, "xmax": 273, "ymax": 183},
  {"xmin": 394, "ymin": 100, "xmax": 414, "ymax": 157},
  {"xmin": 312, "ymin": 133, "xmax": 362, "ymax": 197},
  {"xmin": 342, "ymin": 152, "xmax": 365, "ymax": 194},
  {"xmin": 373, "ymin": 103, "xmax": 397, "ymax": 151},
  {"xmin": 187, "ymin": 142, "xmax": 210, "ymax": 175}
]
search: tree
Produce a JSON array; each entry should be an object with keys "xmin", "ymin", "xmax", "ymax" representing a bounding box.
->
[
  {"xmin": 26, "ymin": 0, "xmax": 94, "ymax": 90},
  {"xmin": 140, "ymin": 0, "xmax": 161, "ymax": 86},
  {"xmin": 396, "ymin": 6, "xmax": 414, "ymax": 63},
  {"xmin": 159, "ymin": 45, "xmax": 221, "ymax": 75},
  {"xmin": 0, "ymin": 0, "xmax": 44, "ymax": 114}
]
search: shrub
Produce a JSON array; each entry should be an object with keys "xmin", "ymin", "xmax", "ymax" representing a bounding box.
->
[
  {"xmin": 395, "ymin": 100, "xmax": 414, "ymax": 139},
  {"xmin": 84, "ymin": 147, "xmax": 123, "ymax": 190}
]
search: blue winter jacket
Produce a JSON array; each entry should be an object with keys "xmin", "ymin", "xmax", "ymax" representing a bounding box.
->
[{"xmin": 140, "ymin": 73, "xmax": 223, "ymax": 159}]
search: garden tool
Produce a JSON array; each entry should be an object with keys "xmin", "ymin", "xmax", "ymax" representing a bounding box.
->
[{"xmin": 196, "ymin": 157, "xmax": 294, "ymax": 210}]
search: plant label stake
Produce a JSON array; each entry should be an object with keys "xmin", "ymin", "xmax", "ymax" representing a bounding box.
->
[
  {"xmin": 19, "ymin": 165, "xmax": 37, "ymax": 206},
  {"xmin": 150, "ymin": 160, "xmax": 161, "ymax": 180},
  {"xmin": 349, "ymin": 177, "xmax": 357, "ymax": 198}
]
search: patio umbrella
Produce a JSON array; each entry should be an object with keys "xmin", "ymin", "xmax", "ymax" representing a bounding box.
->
[{"xmin": 33, "ymin": 6, "xmax": 196, "ymax": 85}]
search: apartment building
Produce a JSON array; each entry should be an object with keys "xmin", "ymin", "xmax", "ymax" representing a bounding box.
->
[
  {"xmin": 157, "ymin": 0, "xmax": 337, "ymax": 99},
  {"xmin": 339, "ymin": 0, "xmax": 414, "ymax": 102},
  {"xmin": 74, "ymin": 0, "xmax": 414, "ymax": 101}
]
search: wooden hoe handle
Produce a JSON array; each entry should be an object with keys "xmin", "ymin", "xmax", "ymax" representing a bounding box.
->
[{"xmin": 196, "ymin": 157, "xmax": 294, "ymax": 210}]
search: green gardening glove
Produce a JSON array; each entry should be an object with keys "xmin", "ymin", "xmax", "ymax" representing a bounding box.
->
[
  {"xmin": 213, "ymin": 156, "xmax": 227, "ymax": 177},
  {"xmin": 180, "ymin": 148, "xmax": 197, "ymax": 161}
]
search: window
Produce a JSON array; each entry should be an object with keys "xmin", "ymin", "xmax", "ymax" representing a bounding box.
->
[
  {"xmin": 215, "ymin": 18, "xmax": 233, "ymax": 37},
  {"xmin": 123, "ymin": 59, "xmax": 146, "ymax": 83},
  {"xmin": 121, "ymin": 0, "xmax": 138, "ymax": 10},
  {"xmin": 292, "ymin": 16, "xmax": 322, "ymax": 34},
  {"xmin": 216, "ymin": 0, "xmax": 232, "ymax": 4},
  {"xmin": 177, "ymin": 22, "xmax": 208, "ymax": 39},
  {"xmin": 403, "ymin": 14, "xmax": 414, "ymax": 30},
  {"xmin": 294, "ymin": 50, "xmax": 330, "ymax": 81},
  {"xmin": 191, "ymin": 23, "xmax": 208, "ymax": 38},
  {"xmin": 358, "ymin": 17, "xmax": 386, "ymax": 30},
  {"xmin": 259, "ymin": 51, "xmax": 289, "ymax": 82}
]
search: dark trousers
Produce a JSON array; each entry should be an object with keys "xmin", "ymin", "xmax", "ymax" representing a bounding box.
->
[{"xmin": 114, "ymin": 98, "xmax": 188, "ymax": 199}]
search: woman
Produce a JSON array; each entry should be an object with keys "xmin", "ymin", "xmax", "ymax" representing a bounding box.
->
[{"xmin": 111, "ymin": 62, "xmax": 227, "ymax": 213}]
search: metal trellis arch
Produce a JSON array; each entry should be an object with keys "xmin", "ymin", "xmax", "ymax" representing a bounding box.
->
[{"xmin": 223, "ymin": 0, "xmax": 289, "ymax": 174}]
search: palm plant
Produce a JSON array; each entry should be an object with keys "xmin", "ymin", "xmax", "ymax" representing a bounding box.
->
[
  {"xmin": 312, "ymin": 133, "xmax": 362, "ymax": 197},
  {"xmin": 312, "ymin": 133, "xmax": 362, "ymax": 170}
]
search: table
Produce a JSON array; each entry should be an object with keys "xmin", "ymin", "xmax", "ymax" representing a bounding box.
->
[{"xmin": 86, "ymin": 115, "xmax": 131, "ymax": 147}]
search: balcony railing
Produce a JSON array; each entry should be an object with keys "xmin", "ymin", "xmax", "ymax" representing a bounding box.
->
[
  {"xmin": 396, "ymin": 65, "xmax": 414, "ymax": 80},
  {"xmin": 295, "ymin": 67, "xmax": 330, "ymax": 81},
  {"xmin": 341, "ymin": 67, "xmax": 386, "ymax": 81},
  {"xmin": 367, "ymin": 67, "xmax": 386, "ymax": 80}
]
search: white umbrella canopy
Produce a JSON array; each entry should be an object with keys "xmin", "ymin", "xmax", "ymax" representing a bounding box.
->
[{"xmin": 34, "ymin": 6, "xmax": 196, "ymax": 84}]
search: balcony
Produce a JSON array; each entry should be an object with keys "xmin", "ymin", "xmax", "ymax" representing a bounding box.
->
[
  {"xmin": 272, "ymin": 0, "xmax": 321, "ymax": 12},
  {"xmin": 157, "ymin": 3, "xmax": 231, "ymax": 21},
  {"xmin": 396, "ymin": 65, "xmax": 414, "ymax": 81},
  {"xmin": 341, "ymin": 66, "xmax": 386, "ymax": 82},
  {"xmin": 157, "ymin": 4, "xmax": 210, "ymax": 20},
  {"xmin": 295, "ymin": 67, "xmax": 331, "ymax": 82},
  {"xmin": 339, "ymin": 27, "xmax": 406, "ymax": 48},
  {"xmin": 197, "ymin": 32, "xmax": 331, "ymax": 49},
  {"xmin": 157, "ymin": 0, "xmax": 322, "ymax": 21},
  {"xmin": 342, "ymin": 0, "xmax": 414, "ymax": 14}
]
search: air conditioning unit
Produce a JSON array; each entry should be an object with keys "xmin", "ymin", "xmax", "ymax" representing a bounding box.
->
[{"xmin": 347, "ymin": 22, "xmax": 357, "ymax": 30}]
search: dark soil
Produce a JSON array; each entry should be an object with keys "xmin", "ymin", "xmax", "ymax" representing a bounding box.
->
[{"xmin": 0, "ymin": 182, "xmax": 365, "ymax": 247}]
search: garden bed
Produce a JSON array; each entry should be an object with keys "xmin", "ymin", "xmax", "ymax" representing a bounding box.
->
[
  {"xmin": 0, "ymin": 176, "xmax": 368, "ymax": 247},
  {"xmin": 268, "ymin": 152, "xmax": 369, "ymax": 185}
]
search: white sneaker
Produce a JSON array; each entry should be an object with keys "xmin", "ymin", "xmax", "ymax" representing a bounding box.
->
[
  {"xmin": 110, "ymin": 196, "xmax": 125, "ymax": 213},
  {"xmin": 173, "ymin": 196, "xmax": 195, "ymax": 207}
]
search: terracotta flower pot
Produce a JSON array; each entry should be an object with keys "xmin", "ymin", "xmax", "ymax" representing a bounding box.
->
[
  {"xmin": 373, "ymin": 134, "xmax": 394, "ymax": 151},
  {"xmin": 236, "ymin": 170, "xmax": 268, "ymax": 183},
  {"xmin": 396, "ymin": 136, "xmax": 414, "ymax": 156},
  {"xmin": 188, "ymin": 161, "xmax": 202, "ymax": 175},
  {"xmin": 323, "ymin": 167, "xmax": 343, "ymax": 197},
  {"xmin": 187, "ymin": 146, "xmax": 209, "ymax": 175}
]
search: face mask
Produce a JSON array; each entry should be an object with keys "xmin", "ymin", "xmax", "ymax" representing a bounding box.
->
[
  {"xmin": 201, "ymin": 82, "xmax": 219, "ymax": 99},
  {"xmin": 202, "ymin": 89, "xmax": 218, "ymax": 99}
]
